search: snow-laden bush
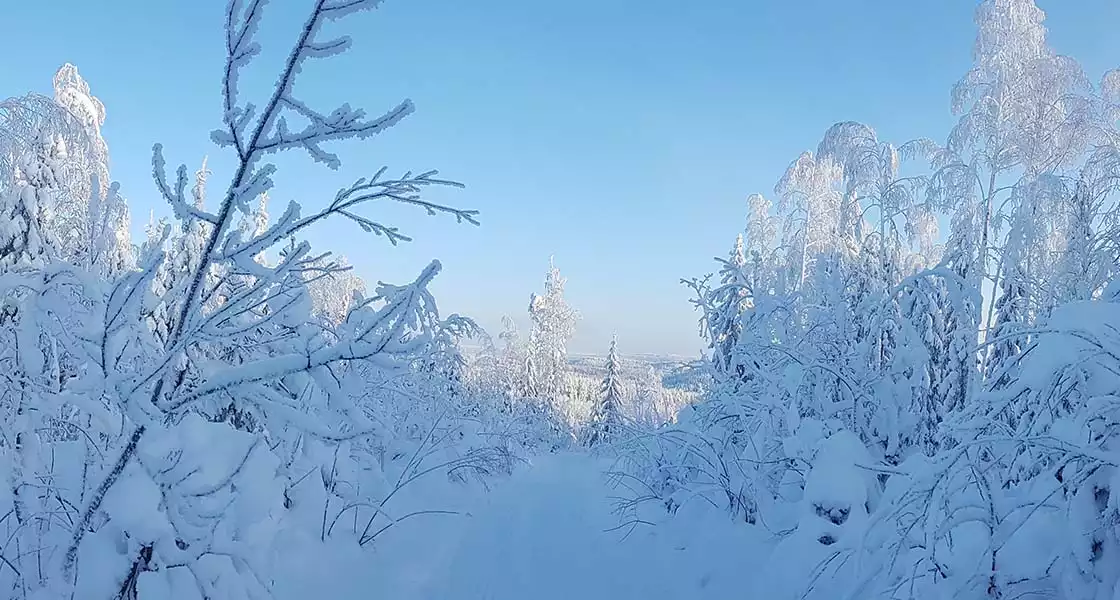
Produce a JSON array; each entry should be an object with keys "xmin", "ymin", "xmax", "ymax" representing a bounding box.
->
[
  {"xmin": 616, "ymin": 2, "xmax": 1120, "ymax": 599},
  {"xmin": 0, "ymin": 1, "xmax": 511, "ymax": 598}
]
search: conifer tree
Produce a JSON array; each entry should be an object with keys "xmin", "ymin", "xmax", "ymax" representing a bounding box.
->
[
  {"xmin": 152, "ymin": 157, "xmax": 213, "ymax": 344},
  {"xmin": 497, "ymin": 314, "xmax": 530, "ymax": 400},
  {"xmin": 0, "ymin": 131, "xmax": 61, "ymax": 271},
  {"xmin": 587, "ymin": 337, "xmax": 624, "ymax": 446},
  {"xmin": 707, "ymin": 234, "xmax": 751, "ymax": 378},
  {"xmin": 88, "ymin": 180, "xmax": 135, "ymax": 278}
]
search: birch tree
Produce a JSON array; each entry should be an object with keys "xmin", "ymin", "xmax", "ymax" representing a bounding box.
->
[{"xmin": 526, "ymin": 258, "xmax": 579, "ymax": 402}]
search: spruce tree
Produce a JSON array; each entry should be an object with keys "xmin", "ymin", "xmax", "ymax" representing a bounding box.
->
[
  {"xmin": 152, "ymin": 157, "xmax": 213, "ymax": 344},
  {"xmin": 587, "ymin": 337, "xmax": 624, "ymax": 447},
  {"xmin": 707, "ymin": 234, "xmax": 751, "ymax": 377},
  {"xmin": 89, "ymin": 180, "xmax": 135, "ymax": 278},
  {"xmin": 0, "ymin": 131, "xmax": 62, "ymax": 271}
]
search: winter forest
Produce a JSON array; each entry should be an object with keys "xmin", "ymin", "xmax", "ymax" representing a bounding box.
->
[{"xmin": 2, "ymin": 0, "xmax": 1120, "ymax": 598}]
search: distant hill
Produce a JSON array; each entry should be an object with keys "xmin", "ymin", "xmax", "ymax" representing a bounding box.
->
[
  {"xmin": 460, "ymin": 344, "xmax": 708, "ymax": 392},
  {"xmin": 569, "ymin": 353, "xmax": 708, "ymax": 392}
]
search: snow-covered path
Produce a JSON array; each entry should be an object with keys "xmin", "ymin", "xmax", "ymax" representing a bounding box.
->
[
  {"xmin": 273, "ymin": 452, "xmax": 763, "ymax": 599},
  {"xmin": 416, "ymin": 452, "xmax": 758, "ymax": 600}
]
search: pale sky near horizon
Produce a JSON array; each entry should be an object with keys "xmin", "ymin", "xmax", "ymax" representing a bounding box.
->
[{"xmin": 3, "ymin": 0, "xmax": 1120, "ymax": 356}]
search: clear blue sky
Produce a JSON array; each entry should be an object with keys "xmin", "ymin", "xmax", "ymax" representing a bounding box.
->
[{"xmin": 3, "ymin": 0, "xmax": 1119, "ymax": 356}]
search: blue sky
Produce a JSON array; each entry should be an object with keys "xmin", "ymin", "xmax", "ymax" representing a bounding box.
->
[{"xmin": 3, "ymin": 0, "xmax": 1119, "ymax": 356}]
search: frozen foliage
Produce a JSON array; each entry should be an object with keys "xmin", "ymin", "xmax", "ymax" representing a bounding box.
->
[
  {"xmin": 0, "ymin": 1, "xmax": 514, "ymax": 598},
  {"xmin": 0, "ymin": 132, "xmax": 61, "ymax": 270},
  {"xmin": 615, "ymin": 2, "xmax": 1120, "ymax": 599},
  {"xmin": 304, "ymin": 254, "xmax": 365, "ymax": 325},
  {"xmin": 9, "ymin": 0, "xmax": 1120, "ymax": 599},
  {"xmin": 585, "ymin": 338, "xmax": 625, "ymax": 447},
  {"xmin": 526, "ymin": 258, "xmax": 580, "ymax": 403},
  {"xmin": 1, "ymin": 65, "xmax": 135, "ymax": 276},
  {"xmin": 461, "ymin": 261, "xmax": 695, "ymax": 453}
]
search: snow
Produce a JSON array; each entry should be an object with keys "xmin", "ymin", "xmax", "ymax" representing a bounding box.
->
[
  {"xmin": 6, "ymin": 0, "xmax": 1120, "ymax": 598},
  {"xmin": 394, "ymin": 452, "xmax": 763, "ymax": 600}
]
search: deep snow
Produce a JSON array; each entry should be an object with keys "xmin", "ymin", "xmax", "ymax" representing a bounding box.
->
[
  {"xmin": 422, "ymin": 452, "xmax": 762, "ymax": 599},
  {"xmin": 290, "ymin": 452, "xmax": 763, "ymax": 600}
]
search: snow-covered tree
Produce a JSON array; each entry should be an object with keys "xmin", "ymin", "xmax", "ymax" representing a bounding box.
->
[
  {"xmin": 1, "ymin": 65, "xmax": 109, "ymax": 242},
  {"xmin": 149, "ymin": 157, "xmax": 212, "ymax": 345},
  {"xmin": 775, "ymin": 151, "xmax": 844, "ymax": 293},
  {"xmin": 52, "ymin": 64, "xmax": 114, "ymax": 263},
  {"xmin": 1051, "ymin": 162, "xmax": 1119, "ymax": 304},
  {"xmin": 495, "ymin": 314, "xmax": 530, "ymax": 399},
  {"xmin": 0, "ymin": 2, "xmax": 490, "ymax": 597},
  {"xmin": 946, "ymin": 0, "xmax": 1098, "ymax": 339},
  {"xmin": 706, "ymin": 234, "xmax": 752, "ymax": 378},
  {"xmin": 587, "ymin": 337, "xmax": 625, "ymax": 446},
  {"xmin": 1, "ymin": 64, "xmax": 133, "ymax": 274},
  {"xmin": 526, "ymin": 258, "xmax": 579, "ymax": 402},
  {"xmin": 616, "ymin": 3, "xmax": 1120, "ymax": 600},
  {"xmin": 305, "ymin": 254, "xmax": 365, "ymax": 324},
  {"xmin": 86, "ymin": 179, "xmax": 135, "ymax": 277},
  {"xmin": 0, "ymin": 131, "xmax": 62, "ymax": 271}
]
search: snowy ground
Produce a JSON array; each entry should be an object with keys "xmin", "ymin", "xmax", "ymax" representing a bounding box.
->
[
  {"xmin": 275, "ymin": 452, "xmax": 764, "ymax": 600},
  {"xmin": 415, "ymin": 453, "xmax": 759, "ymax": 600}
]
